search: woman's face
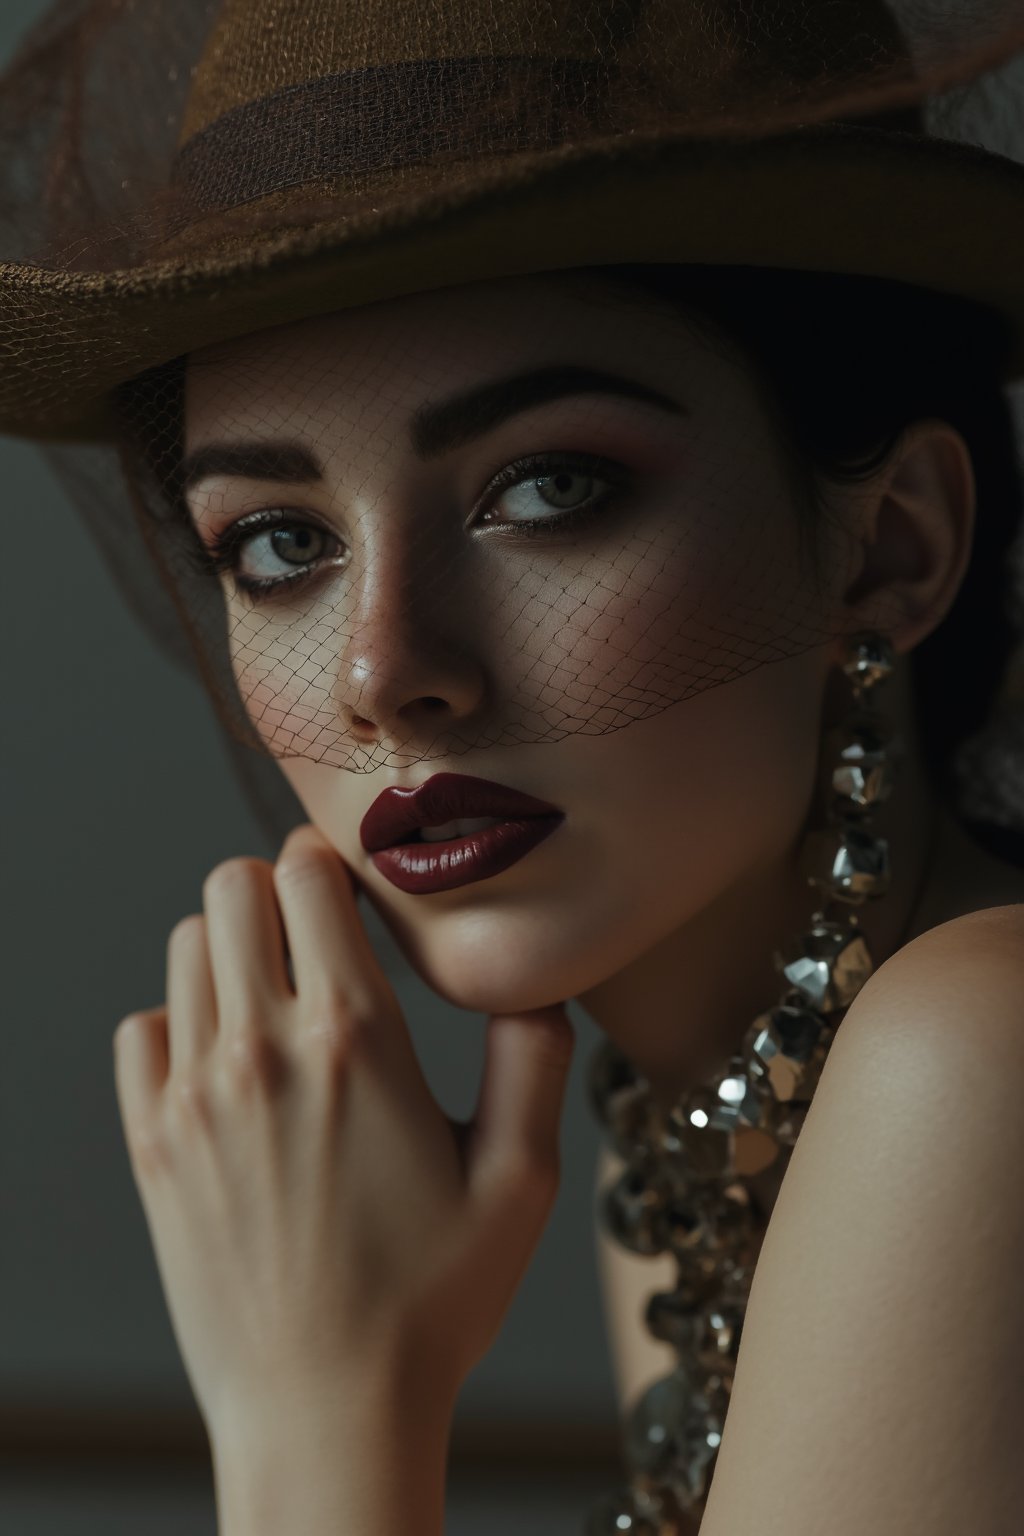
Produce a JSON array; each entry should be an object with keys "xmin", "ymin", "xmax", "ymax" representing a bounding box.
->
[{"xmin": 183, "ymin": 272, "xmax": 855, "ymax": 1015}]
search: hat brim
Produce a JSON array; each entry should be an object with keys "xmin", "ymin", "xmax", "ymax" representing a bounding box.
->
[{"xmin": 2, "ymin": 120, "xmax": 1023, "ymax": 443}]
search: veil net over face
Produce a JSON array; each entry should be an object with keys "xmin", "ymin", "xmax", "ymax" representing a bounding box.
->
[{"xmin": 1, "ymin": 0, "xmax": 1022, "ymax": 839}]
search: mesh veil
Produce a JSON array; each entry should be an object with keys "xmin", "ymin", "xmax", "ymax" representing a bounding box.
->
[{"xmin": 1, "ymin": 0, "xmax": 1022, "ymax": 852}]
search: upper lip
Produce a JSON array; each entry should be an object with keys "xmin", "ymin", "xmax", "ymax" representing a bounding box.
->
[{"xmin": 359, "ymin": 773, "xmax": 564, "ymax": 853}]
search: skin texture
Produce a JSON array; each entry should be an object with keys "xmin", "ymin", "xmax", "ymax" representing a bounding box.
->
[
  {"xmin": 182, "ymin": 269, "xmax": 1007, "ymax": 1108},
  {"xmin": 112, "ymin": 270, "xmax": 1023, "ymax": 1529},
  {"xmin": 114, "ymin": 818, "xmax": 576, "ymax": 1536}
]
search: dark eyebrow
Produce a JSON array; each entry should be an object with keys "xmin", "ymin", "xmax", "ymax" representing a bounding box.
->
[
  {"xmin": 409, "ymin": 364, "xmax": 688, "ymax": 460},
  {"xmin": 181, "ymin": 440, "xmax": 323, "ymax": 493},
  {"xmin": 181, "ymin": 364, "xmax": 687, "ymax": 491}
]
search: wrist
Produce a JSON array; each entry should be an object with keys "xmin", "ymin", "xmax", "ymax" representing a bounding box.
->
[{"xmin": 211, "ymin": 1375, "xmax": 457, "ymax": 1536}]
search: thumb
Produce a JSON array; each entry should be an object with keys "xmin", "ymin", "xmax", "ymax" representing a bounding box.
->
[{"xmin": 468, "ymin": 1004, "xmax": 576, "ymax": 1200}]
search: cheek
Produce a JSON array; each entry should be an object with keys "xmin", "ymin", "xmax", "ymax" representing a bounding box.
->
[
  {"xmin": 531, "ymin": 654, "xmax": 825, "ymax": 999},
  {"xmin": 374, "ymin": 655, "xmax": 826, "ymax": 1016},
  {"xmin": 606, "ymin": 653, "xmax": 825, "ymax": 910},
  {"xmin": 274, "ymin": 757, "xmax": 363, "ymax": 859},
  {"xmin": 227, "ymin": 607, "xmax": 358, "ymax": 766},
  {"xmin": 488, "ymin": 478, "xmax": 820, "ymax": 740}
]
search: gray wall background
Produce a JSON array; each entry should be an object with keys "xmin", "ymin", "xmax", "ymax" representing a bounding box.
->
[{"xmin": 0, "ymin": 0, "xmax": 618, "ymax": 1465}]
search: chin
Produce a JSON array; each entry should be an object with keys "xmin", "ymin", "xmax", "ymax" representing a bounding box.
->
[
  {"xmin": 410, "ymin": 948, "xmax": 573, "ymax": 1016},
  {"xmin": 386, "ymin": 916, "xmax": 599, "ymax": 1016}
]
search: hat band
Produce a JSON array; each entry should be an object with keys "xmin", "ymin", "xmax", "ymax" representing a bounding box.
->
[{"xmin": 172, "ymin": 57, "xmax": 622, "ymax": 210}]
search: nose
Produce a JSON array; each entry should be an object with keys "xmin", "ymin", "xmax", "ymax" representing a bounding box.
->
[{"xmin": 329, "ymin": 521, "xmax": 488, "ymax": 754}]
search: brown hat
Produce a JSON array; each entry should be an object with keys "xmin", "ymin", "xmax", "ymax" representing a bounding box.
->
[{"xmin": 0, "ymin": 0, "xmax": 1022, "ymax": 443}]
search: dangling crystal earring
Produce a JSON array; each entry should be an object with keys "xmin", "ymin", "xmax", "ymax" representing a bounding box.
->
[{"xmin": 584, "ymin": 632, "xmax": 898, "ymax": 1536}]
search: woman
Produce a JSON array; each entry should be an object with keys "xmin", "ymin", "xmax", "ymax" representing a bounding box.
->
[{"xmin": 3, "ymin": 1, "xmax": 1024, "ymax": 1532}]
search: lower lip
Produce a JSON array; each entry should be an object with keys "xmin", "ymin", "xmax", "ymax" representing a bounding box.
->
[{"xmin": 370, "ymin": 815, "xmax": 564, "ymax": 894}]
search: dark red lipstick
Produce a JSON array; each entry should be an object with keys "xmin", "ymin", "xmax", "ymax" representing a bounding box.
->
[{"xmin": 359, "ymin": 772, "xmax": 564, "ymax": 894}]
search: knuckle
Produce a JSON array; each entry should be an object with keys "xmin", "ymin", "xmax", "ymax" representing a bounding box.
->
[
  {"xmin": 301, "ymin": 1024, "xmax": 353, "ymax": 1088},
  {"xmin": 220, "ymin": 1027, "xmax": 282, "ymax": 1096},
  {"xmin": 302, "ymin": 987, "xmax": 370, "ymax": 1054},
  {"xmin": 171, "ymin": 1072, "xmax": 215, "ymax": 1130}
]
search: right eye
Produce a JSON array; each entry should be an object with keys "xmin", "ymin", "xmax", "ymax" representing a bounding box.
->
[{"xmin": 202, "ymin": 507, "xmax": 347, "ymax": 599}]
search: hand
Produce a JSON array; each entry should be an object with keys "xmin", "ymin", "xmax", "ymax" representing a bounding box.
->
[{"xmin": 112, "ymin": 822, "xmax": 576, "ymax": 1445}]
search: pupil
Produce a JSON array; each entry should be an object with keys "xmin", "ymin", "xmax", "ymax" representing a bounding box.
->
[
  {"xmin": 273, "ymin": 526, "xmax": 319, "ymax": 565},
  {"xmin": 541, "ymin": 471, "xmax": 589, "ymax": 507}
]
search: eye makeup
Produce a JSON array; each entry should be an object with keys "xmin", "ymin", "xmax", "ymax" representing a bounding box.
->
[{"xmin": 194, "ymin": 448, "xmax": 638, "ymax": 600}]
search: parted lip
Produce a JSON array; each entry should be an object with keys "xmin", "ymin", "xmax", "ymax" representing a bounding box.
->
[{"xmin": 359, "ymin": 772, "xmax": 564, "ymax": 854}]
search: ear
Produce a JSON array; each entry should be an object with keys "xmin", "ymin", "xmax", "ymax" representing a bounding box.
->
[{"xmin": 839, "ymin": 419, "xmax": 975, "ymax": 657}]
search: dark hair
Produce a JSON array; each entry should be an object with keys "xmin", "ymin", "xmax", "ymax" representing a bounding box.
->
[{"xmin": 561, "ymin": 262, "xmax": 1024, "ymax": 852}]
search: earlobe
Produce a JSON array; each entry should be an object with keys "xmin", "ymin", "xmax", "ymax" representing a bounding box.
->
[{"xmin": 840, "ymin": 419, "xmax": 976, "ymax": 656}]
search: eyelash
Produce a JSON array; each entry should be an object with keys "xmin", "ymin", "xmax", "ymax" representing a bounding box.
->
[{"xmin": 198, "ymin": 450, "xmax": 633, "ymax": 601}]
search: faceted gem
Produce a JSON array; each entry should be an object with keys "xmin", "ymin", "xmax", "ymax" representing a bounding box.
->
[
  {"xmin": 691, "ymin": 1294, "xmax": 746, "ymax": 1375},
  {"xmin": 742, "ymin": 1001, "xmax": 832, "ymax": 1106},
  {"xmin": 761, "ymin": 1098, "xmax": 809, "ymax": 1148},
  {"xmin": 645, "ymin": 1288, "xmax": 702, "ymax": 1353},
  {"xmin": 599, "ymin": 1161, "xmax": 675, "ymax": 1256},
  {"xmin": 588, "ymin": 1038, "xmax": 663, "ymax": 1161},
  {"xmin": 663, "ymin": 1179, "xmax": 756, "ymax": 1276},
  {"xmin": 647, "ymin": 1253, "xmax": 724, "ymax": 1315},
  {"xmin": 646, "ymin": 1286, "xmax": 746, "ymax": 1375},
  {"xmin": 630, "ymin": 1474, "xmax": 700, "ymax": 1529},
  {"xmin": 774, "ymin": 917, "xmax": 874, "ymax": 1012},
  {"xmin": 659, "ymin": 1469, "xmax": 714, "ymax": 1520},
  {"xmin": 799, "ymin": 821, "xmax": 890, "ymax": 903},
  {"xmin": 648, "ymin": 1186, "xmax": 755, "ymax": 1319},
  {"xmin": 841, "ymin": 632, "xmax": 894, "ymax": 695},
  {"xmin": 664, "ymin": 1069, "xmax": 781, "ymax": 1181},
  {"xmin": 624, "ymin": 1367, "xmax": 729, "ymax": 1499},
  {"xmin": 822, "ymin": 715, "xmax": 895, "ymax": 812},
  {"xmin": 583, "ymin": 1484, "xmax": 681, "ymax": 1536}
]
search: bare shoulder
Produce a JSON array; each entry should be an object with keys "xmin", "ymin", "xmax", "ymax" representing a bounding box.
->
[
  {"xmin": 836, "ymin": 897, "xmax": 1024, "ymax": 1067},
  {"xmin": 700, "ymin": 901, "xmax": 1024, "ymax": 1536},
  {"xmin": 898, "ymin": 897, "xmax": 1024, "ymax": 956}
]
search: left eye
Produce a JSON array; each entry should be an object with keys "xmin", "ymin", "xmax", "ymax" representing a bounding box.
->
[
  {"xmin": 487, "ymin": 468, "xmax": 600, "ymax": 519},
  {"xmin": 473, "ymin": 451, "xmax": 632, "ymax": 530}
]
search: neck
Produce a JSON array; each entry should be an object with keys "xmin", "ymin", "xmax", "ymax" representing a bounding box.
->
[{"xmin": 577, "ymin": 659, "xmax": 940, "ymax": 1116}]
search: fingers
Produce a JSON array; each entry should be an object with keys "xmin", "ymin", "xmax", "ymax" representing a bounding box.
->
[
  {"xmin": 272, "ymin": 824, "xmax": 437, "ymax": 1120},
  {"xmin": 469, "ymin": 1005, "xmax": 576, "ymax": 1203},
  {"xmin": 121, "ymin": 824, "xmax": 413, "ymax": 1132},
  {"xmin": 113, "ymin": 1008, "xmax": 169, "ymax": 1168},
  {"xmin": 271, "ymin": 824, "xmax": 380, "ymax": 1024},
  {"xmin": 166, "ymin": 915, "xmax": 218, "ymax": 1069},
  {"xmin": 201, "ymin": 857, "xmax": 293, "ymax": 1040}
]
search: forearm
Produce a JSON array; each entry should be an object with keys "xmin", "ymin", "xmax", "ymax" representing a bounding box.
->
[{"xmin": 210, "ymin": 1377, "xmax": 454, "ymax": 1536}]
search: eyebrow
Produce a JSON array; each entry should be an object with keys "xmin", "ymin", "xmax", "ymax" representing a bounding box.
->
[
  {"xmin": 181, "ymin": 363, "xmax": 688, "ymax": 491},
  {"xmin": 409, "ymin": 363, "xmax": 688, "ymax": 458}
]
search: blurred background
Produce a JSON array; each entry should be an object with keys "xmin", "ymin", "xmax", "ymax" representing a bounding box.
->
[{"xmin": 0, "ymin": 3, "xmax": 626, "ymax": 1530}]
